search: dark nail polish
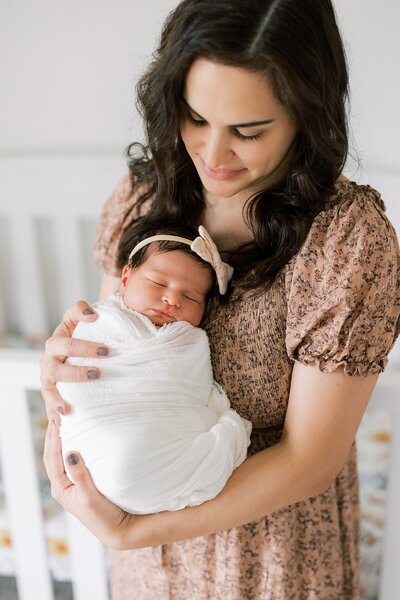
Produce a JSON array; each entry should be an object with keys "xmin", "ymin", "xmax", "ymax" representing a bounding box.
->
[
  {"xmin": 57, "ymin": 406, "xmax": 64, "ymax": 415},
  {"xmin": 97, "ymin": 347, "xmax": 109, "ymax": 356},
  {"xmin": 83, "ymin": 308, "xmax": 95, "ymax": 315},
  {"xmin": 67, "ymin": 453, "xmax": 79, "ymax": 466},
  {"xmin": 87, "ymin": 369, "xmax": 99, "ymax": 379}
]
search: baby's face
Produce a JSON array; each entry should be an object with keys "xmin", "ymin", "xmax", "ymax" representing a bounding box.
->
[{"xmin": 120, "ymin": 250, "xmax": 213, "ymax": 327}]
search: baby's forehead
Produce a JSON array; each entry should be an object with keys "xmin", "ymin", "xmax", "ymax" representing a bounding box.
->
[{"xmin": 145, "ymin": 250, "xmax": 213, "ymax": 292}]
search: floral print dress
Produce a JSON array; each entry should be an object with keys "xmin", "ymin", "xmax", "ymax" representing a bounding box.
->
[{"xmin": 94, "ymin": 177, "xmax": 400, "ymax": 600}]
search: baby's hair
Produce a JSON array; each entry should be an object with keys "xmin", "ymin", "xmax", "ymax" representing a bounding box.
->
[{"xmin": 121, "ymin": 220, "xmax": 217, "ymax": 291}]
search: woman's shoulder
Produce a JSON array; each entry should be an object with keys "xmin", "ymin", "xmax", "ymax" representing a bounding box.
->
[
  {"xmin": 98, "ymin": 173, "xmax": 152, "ymax": 224},
  {"xmin": 94, "ymin": 174, "xmax": 153, "ymax": 276},
  {"xmin": 328, "ymin": 177, "xmax": 386, "ymax": 213},
  {"xmin": 285, "ymin": 178, "xmax": 400, "ymax": 376},
  {"xmin": 285, "ymin": 176, "xmax": 399, "ymax": 326},
  {"xmin": 306, "ymin": 178, "xmax": 398, "ymax": 256}
]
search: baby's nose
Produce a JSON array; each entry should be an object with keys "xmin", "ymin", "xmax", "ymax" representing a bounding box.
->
[{"xmin": 162, "ymin": 291, "xmax": 181, "ymax": 307}]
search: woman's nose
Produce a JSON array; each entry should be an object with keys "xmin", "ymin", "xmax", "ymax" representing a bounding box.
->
[{"xmin": 202, "ymin": 129, "xmax": 233, "ymax": 169}]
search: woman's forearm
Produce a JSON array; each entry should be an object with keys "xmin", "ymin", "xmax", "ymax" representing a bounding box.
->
[
  {"xmin": 120, "ymin": 363, "xmax": 376, "ymax": 550},
  {"xmin": 118, "ymin": 438, "xmax": 330, "ymax": 550}
]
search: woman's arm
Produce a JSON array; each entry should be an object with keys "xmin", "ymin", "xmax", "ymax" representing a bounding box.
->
[{"xmin": 44, "ymin": 361, "xmax": 378, "ymax": 549}]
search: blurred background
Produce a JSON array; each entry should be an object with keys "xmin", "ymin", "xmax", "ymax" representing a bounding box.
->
[{"xmin": 0, "ymin": 1, "xmax": 399, "ymax": 599}]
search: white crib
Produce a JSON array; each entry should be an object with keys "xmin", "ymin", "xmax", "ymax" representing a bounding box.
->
[
  {"xmin": 0, "ymin": 156, "xmax": 399, "ymax": 600},
  {"xmin": 0, "ymin": 348, "xmax": 110, "ymax": 600},
  {"xmin": 0, "ymin": 155, "xmax": 125, "ymax": 600}
]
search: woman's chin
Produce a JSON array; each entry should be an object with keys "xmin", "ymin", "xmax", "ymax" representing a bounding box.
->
[{"xmin": 200, "ymin": 177, "xmax": 248, "ymax": 199}]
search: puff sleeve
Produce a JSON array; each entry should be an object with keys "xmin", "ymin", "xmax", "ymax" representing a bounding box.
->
[
  {"xmin": 285, "ymin": 186, "xmax": 400, "ymax": 376},
  {"xmin": 93, "ymin": 174, "xmax": 152, "ymax": 276}
]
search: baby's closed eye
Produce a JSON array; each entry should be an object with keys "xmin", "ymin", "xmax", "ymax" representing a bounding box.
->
[{"xmin": 148, "ymin": 278, "xmax": 165, "ymax": 287}]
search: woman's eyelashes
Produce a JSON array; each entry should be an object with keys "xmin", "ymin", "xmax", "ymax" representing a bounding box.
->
[
  {"xmin": 186, "ymin": 111, "xmax": 205, "ymax": 126},
  {"xmin": 234, "ymin": 130, "xmax": 263, "ymax": 141},
  {"xmin": 186, "ymin": 113, "xmax": 263, "ymax": 141}
]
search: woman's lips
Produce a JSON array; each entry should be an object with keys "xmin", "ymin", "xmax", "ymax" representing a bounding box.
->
[{"xmin": 200, "ymin": 157, "xmax": 245, "ymax": 180}]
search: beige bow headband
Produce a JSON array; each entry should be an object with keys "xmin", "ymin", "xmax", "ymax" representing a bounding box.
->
[{"xmin": 128, "ymin": 225, "xmax": 234, "ymax": 294}]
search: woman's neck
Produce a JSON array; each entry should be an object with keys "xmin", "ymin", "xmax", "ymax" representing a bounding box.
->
[{"xmin": 200, "ymin": 190, "xmax": 254, "ymax": 252}]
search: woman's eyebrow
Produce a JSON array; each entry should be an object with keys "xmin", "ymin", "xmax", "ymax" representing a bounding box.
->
[{"xmin": 182, "ymin": 98, "xmax": 275, "ymax": 128}]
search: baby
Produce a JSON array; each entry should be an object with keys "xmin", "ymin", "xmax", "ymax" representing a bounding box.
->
[{"xmin": 57, "ymin": 224, "xmax": 251, "ymax": 514}]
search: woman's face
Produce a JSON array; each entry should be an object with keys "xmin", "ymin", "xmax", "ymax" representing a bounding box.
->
[{"xmin": 181, "ymin": 59, "xmax": 297, "ymax": 200}]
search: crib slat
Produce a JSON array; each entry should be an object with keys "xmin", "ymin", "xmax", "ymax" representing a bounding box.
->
[
  {"xmin": 0, "ymin": 378, "xmax": 54, "ymax": 600},
  {"xmin": 0, "ymin": 216, "xmax": 8, "ymax": 336},
  {"xmin": 9, "ymin": 218, "xmax": 49, "ymax": 340},
  {"xmin": 52, "ymin": 217, "xmax": 88, "ymax": 315},
  {"xmin": 66, "ymin": 513, "xmax": 109, "ymax": 600},
  {"xmin": 0, "ymin": 349, "xmax": 110, "ymax": 598},
  {"xmin": 0, "ymin": 270, "xmax": 7, "ymax": 338}
]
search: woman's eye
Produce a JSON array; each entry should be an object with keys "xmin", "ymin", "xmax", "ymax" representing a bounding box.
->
[
  {"xmin": 187, "ymin": 113, "xmax": 207, "ymax": 127},
  {"xmin": 233, "ymin": 129, "xmax": 262, "ymax": 141},
  {"xmin": 186, "ymin": 110, "xmax": 262, "ymax": 140}
]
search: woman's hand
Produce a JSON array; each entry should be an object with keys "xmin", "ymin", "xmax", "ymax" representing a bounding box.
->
[
  {"xmin": 40, "ymin": 301, "xmax": 109, "ymax": 424},
  {"xmin": 43, "ymin": 416, "xmax": 214, "ymax": 551},
  {"xmin": 43, "ymin": 419, "xmax": 132, "ymax": 549}
]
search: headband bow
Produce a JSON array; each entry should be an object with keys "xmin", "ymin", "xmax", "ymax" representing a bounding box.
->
[
  {"xmin": 190, "ymin": 226, "xmax": 234, "ymax": 294},
  {"xmin": 128, "ymin": 225, "xmax": 234, "ymax": 294}
]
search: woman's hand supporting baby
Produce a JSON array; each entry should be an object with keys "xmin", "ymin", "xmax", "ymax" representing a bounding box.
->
[
  {"xmin": 40, "ymin": 301, "xmax": 109, "ymax": 424},
  {"xmin": 44, "ymin": 418, "xmax": 134, "ymax": 549}
]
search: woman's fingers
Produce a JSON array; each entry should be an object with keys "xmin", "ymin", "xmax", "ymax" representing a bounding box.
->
[
  {"xmin": 40, "ymin": 299, "xmax": 109, "ymax": 422},
  {"xmin": 41, "ymin": 385, "xmax": 69, "ymax": 422},
  {"xmin": 41, "ymin": 360, "xmax": 101, "ymax": 421},
  {"xmin": 50, "ymin": 301, "xmax": 97, "ymax": 340},
  {"xmin": 45, "ymin": 335, "xmax": 109, "ymax": 360},
  {"xmin": 61, "ymin": 300, "xmax": 97, "ymax": 325},
  {"xmin": 41, "ymin": 351, "xmax": 102, "ymax": 384},
  {"xmin": 40, "ymin": 301, "xmax": 109, "ymax": 419},
  {"xmin": 43, "ymin": 421, "xmax": 73, "ymax": 504},
  {"xmin": 63, "ymin": 452, "xmax": 99, "ymax": 500},
  {"xmin": 43, "ymin": 421, "xmax": 91, "ymax": 505},
  {"xmin": 43, "ymin": 420, "xmax": 120, "ymax": 540},
  {"xmin": 40, "ymin": 351, "xmax": 102, "ymax": 421}
]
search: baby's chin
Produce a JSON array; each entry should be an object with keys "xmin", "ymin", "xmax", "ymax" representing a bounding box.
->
[
  {"xmin": 147, "ymin": 312, "xmax": 177, "ymax": 327},
  {"xmin": 150, "ymin": 315, "xmax": 199, "ymax": 328}
]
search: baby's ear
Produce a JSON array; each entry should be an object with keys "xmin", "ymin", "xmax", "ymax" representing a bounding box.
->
[{"xmin": 120, "ymin": 264, "xmax": 131, "ymax": 290}]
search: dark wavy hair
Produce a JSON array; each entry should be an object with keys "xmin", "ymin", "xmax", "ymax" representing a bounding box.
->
[{"xmin": 120, "ymin": 0, "xmax": 349, "ymax": 292}]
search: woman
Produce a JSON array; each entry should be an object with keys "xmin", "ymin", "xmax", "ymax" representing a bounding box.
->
[{"xmin": 42, "ymin": 0, "xmax": 400, "ymax": 598}]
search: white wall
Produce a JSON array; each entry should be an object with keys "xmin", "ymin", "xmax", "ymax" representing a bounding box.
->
[
  {"xmin": 1, "ymin": 0, "xmax": 399, "ymax": 211},
  {"xmin": 0, "ymin": 0, "xmax": 176, "ymax": 153},
  {"xmin": 1, "ymin": 1, "xmax": 399, "ymax": 163},
  {"xmin": 334, "ymin": 0, "xmax": 400, "ymax": 232}
]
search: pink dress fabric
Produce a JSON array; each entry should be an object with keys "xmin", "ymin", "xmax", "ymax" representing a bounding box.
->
[{"xmin": 94, "ymin": 176, "xmax": 400, "ymax": 600}]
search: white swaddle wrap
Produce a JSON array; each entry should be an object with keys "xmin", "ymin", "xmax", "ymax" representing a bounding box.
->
[{"xmin": 57, "ymin": 294, "xmax": 251, "ymax": 514}]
